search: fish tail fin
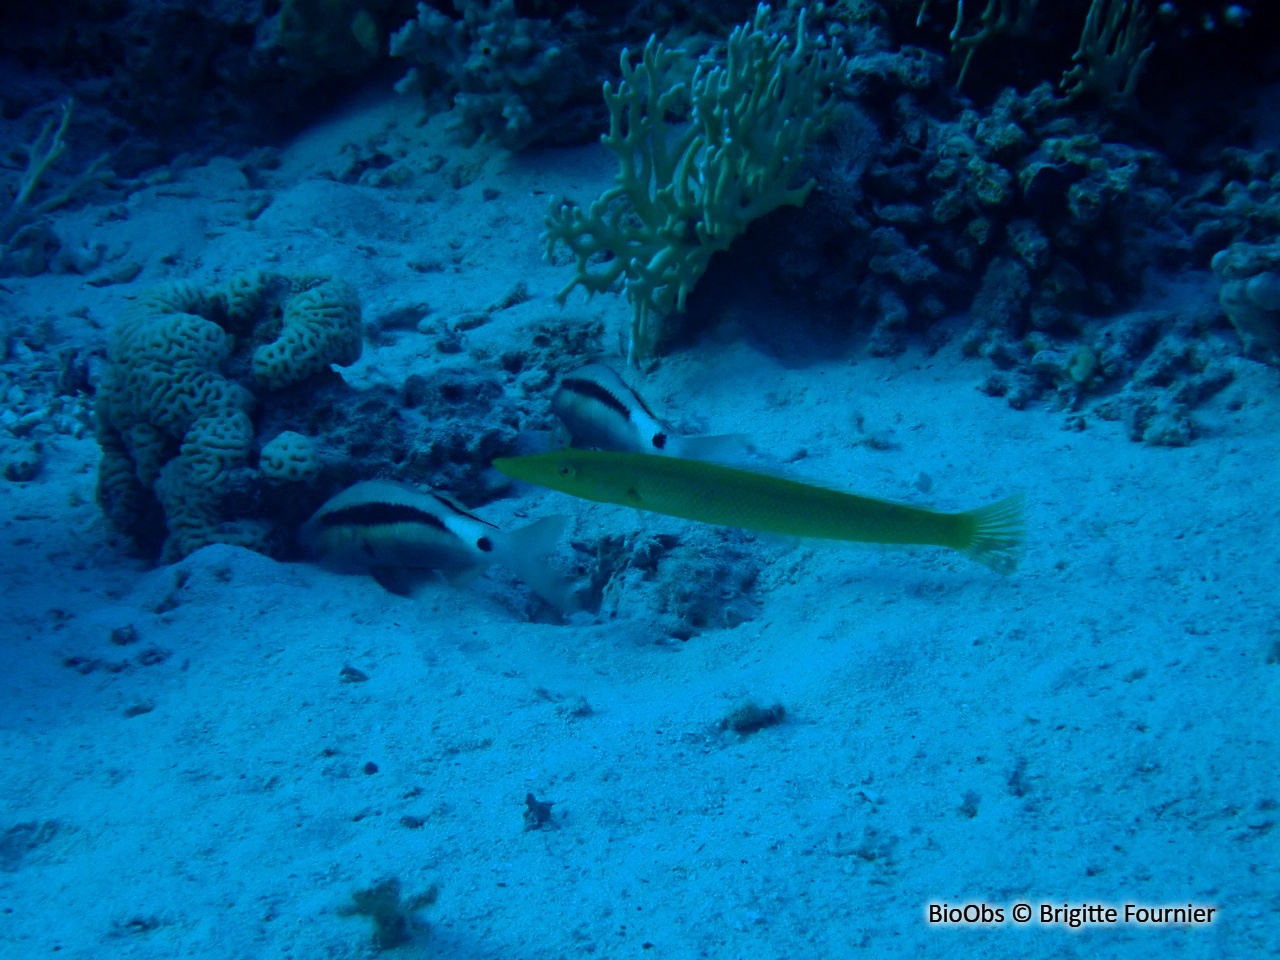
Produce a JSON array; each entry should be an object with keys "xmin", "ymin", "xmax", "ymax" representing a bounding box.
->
[
  {"xmin": 497, "ymin": 515, "xmax": 579, "ymax": 613},
  {"xmin": 960, "ymin": 492, "xmax": 1026, "ymax": 574}
]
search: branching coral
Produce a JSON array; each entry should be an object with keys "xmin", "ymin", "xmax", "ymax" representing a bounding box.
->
[
  {"xmin": 917, "ymin": 0, "xmax": 1154, "ymax": 111},
  {"xmin": 544, "ymin": 3, "xmax": 850, "ymax": 363},
  {"xmin": 917, "ymin": 0, "xmax": 1042, "ymax": 89},
  {"xmin": 1060, "ymin": 0, "xmax": 1155, "ymax": 109},
  {"xmin": 0, "ymin": 100, "xmax": 112, "ymax": 275}
]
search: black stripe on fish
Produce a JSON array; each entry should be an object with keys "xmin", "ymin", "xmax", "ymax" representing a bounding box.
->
[
  {"xmin": 561, "ymin": 375, "xmax": 658, "ymax": 422},
  {"xmin": 317, "ymin": 501, "xmax": 448, "ymax": 533}
]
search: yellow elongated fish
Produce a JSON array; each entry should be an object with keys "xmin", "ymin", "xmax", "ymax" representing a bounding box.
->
[{"xmin": 493, "ymin": 450, "xmax": 1025, "ymax": 573}]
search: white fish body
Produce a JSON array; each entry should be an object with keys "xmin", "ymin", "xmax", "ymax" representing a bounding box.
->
[
  {"xmin": 301, "ymin": 479, "xmax": 573, "ymax": 609},
  {"xmin": 551, "ymin": 363, "xmax": 748, "ymax": 461}
]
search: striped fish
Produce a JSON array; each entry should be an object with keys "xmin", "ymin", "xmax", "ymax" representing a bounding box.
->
[
  {"xmin": 300, "ymin": 479, "xmax": 574, "ymax": 609},
  {"xmin": 552, "ymin": 364, "xmax": 749, "ymax": 461}
]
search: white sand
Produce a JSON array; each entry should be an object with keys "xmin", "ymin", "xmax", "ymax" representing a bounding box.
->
[{"xmin": 0, "ymin": 91, "xmax": 1276, "ymax": 959}]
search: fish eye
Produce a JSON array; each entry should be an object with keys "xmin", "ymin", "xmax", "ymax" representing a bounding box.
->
[
  {"xmin": 651, "ymin": 432, "xmax": 667, "ymax": 450},
  {"xmin": 476, "ymin": 536, "xmax": 493, "ymax": 552},
  {"xmin": 558, "ymin": 464, "xmax": 574, "ymax": 478}
]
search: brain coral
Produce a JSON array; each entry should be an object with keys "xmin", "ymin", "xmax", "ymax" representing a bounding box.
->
[
  {"xmin": 259, "ymin": 430, "xmax": 321, "ymax": 483},
  {"xmin": 94, "ymin": 272, "xmax": 362, "ymax": 561},
  {"xmin": 253, "ymin": 277, "xmax": 363, "ymax": 391}
]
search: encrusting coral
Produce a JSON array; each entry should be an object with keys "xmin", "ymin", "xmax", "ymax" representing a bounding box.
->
[
  {"xmin": 390, "ymin": 0, "xmax": 586, "ymax": 150},
  {"xmin": 1213, "ymin": 240, "xmax": 1280, "ymax": 362}
]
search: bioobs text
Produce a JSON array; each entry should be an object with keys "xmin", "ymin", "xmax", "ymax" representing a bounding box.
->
[{"xmin": 928, "ymin": 903, "xmax": 1004, "ymax": 924}]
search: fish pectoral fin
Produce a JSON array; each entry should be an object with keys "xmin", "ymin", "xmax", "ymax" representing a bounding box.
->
[
  {"xmin": 370, "ymin": 566, "xmax": 420, "ymax": 596},
  {"xmin": 441, "ymin": 564, "xmax": 487, "ymax": 587},
  {"xmin": 673, "ymin": 433, "xmax": 754, "ymax": 464}
]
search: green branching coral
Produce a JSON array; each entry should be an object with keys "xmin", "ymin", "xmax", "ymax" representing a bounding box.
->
[
  {"xmin": 544, "ymin": 3, "xmax": 850, "ymax": 363},
  {"xmin": 1, "ymin": 100, "xmax": 112, "ymax": 276},
  {"xmin": 918, "ymin": 0, "xmax": 1153, "ymax": 110},
  {"xmin": 1060, "ymin": 0, "xmax": 1154, "ymax": 109},
  {"xmin": 918, "ymin": 0, "xmax": 1041, "ymax": 89}
]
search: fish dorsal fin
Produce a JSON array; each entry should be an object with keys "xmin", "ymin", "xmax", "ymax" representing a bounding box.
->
[{"xmin": 428, "ymin": 490, "xmax": 499, "ymax": 529}]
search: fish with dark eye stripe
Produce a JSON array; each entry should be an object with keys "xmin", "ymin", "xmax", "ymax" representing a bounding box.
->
[
  {"xmin": 300, "ymin": 479, "xmax": 575, "ymax": 610},
  {"xmin": 552, "ymin": 363, "xmax": 749, "ymax": 462}
]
